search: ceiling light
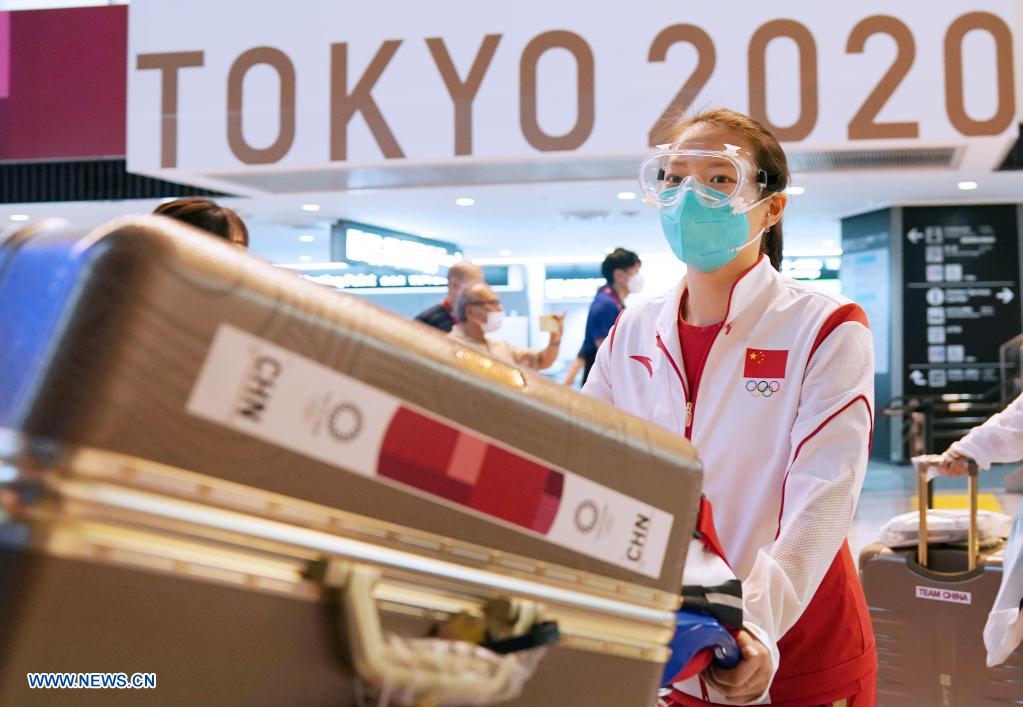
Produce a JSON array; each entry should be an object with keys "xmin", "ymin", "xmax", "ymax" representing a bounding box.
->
[
  {"xmin": 617, "ymin": 191, "xmax": 637, "ymax": 201},
  {"xmin": 278, "ymin": 262, "xmax": 349, "ymax": 271},
  {"xmin": 299, "ymin": 234, "xmax": 315, "ymax": 243},
  {"xmin": 785, "ymin": 186, "xmax": 805, "ymax": 196},
  {"xmin": 9, "ymin": 214, "xmax": 29, "ymax": 222},
  {"xmin": 455, "ymin": 197, "xmax": 475, "ymax": 207},
  {"xmin": 958, "ymin": 180, "xmax": 978, "ymax": 191},
  {"xmin": 301, "ymin": 204, "xmax": 320, "ymax": 212},
  {"xmin": 499, "ymin": 249, "xmax": 512, "ymax": 257}
]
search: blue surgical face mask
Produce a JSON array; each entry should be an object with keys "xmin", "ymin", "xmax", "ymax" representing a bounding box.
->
[{"xmin": 659, "ymin": 186, "xmax": 766, "ymax": 272}]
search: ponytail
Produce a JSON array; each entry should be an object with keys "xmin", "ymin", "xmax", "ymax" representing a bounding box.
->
[{"xmin": 762, "ymin": 221, "xmax": 783, "ymax": 271}]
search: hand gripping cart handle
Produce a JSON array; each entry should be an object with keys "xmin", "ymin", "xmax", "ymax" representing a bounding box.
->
[
  {"xmin": 911, "ymin": 454, "xmax": 980, "ymax": 570},
  {"xmin": 661, "ymin": 609, "xmax": 742, "ymax": 685}
]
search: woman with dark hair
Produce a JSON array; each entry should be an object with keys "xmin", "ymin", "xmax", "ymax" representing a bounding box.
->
[
  {"xmin": 153, "ymin": 197, "xmax": 249, "ymax": 248},
  {"xmin": 585, "ymin": 108, "xmax": 876, "ymax": 705}
]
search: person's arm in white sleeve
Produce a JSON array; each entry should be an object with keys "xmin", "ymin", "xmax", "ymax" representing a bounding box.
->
[
  {"xmin": 581, "ymin": 323, "xmax": 616, "ymax": 404},
  {"xmin": 737, "ymin": 319, "xmax": 874, "ymax": 702},
  {"xmin": 949, "ymin": 391, "xmax": 1023, "ymax": 470}
]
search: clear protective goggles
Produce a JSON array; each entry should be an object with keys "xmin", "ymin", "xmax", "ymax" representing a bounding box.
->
[{"xmin": 638, "ymin": 143, "xmax": 772, "ymax": 213}]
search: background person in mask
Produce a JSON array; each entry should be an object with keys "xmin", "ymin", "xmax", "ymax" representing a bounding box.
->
[
  {"xmin": 414, "ymin": 260, "xmax": 484, "ymax": 333},
  {"xmin": 584, "ymin": 108, "xmax": 875, "ymax": 705},
  {"xmin": 450, "ymin": 281, "xmax": 563, "ymax": 371},
  {"xmin": 564, "ymin": 248, "xmax": 643, "ymax": 387}
]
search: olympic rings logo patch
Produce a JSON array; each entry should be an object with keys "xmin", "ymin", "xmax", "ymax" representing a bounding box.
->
[{"xmin": 745, "ymin": 380, "xmax": 781, "ymax": 398}]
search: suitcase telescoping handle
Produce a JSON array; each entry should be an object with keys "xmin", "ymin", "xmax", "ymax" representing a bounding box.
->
[
  {"xmin": 321, "ymin": 560, "xmax": 554, "ymax": 705},
  {"xmin": 911, "ymin": 454, "xmax": 979, "ymax": 571}
]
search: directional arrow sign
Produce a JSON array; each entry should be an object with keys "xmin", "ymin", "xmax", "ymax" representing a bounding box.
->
[
  {"xmin": 907, "ymin": 229, "xmax": 924, "ymax": 245},
  {"xmin": 997, "ymin": 287, "xmax": 1015, "ymax": 304}
]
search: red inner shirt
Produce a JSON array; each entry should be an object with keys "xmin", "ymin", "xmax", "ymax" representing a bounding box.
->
[{"xmin": 677, "ymin": 291, "xmax": 723, "ymax": 405}]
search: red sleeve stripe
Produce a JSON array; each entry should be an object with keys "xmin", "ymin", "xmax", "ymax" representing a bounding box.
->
[
  {"xmin": 774, "ymin": 395, "xmax": 874, "ymax": 539},
  {"xmin": 807, "ymin": 303, "xmax": 869, "ymax": 366},
  {"xmin": 607, "ymin": 308, "xmax": 626, "ymax": 355}
]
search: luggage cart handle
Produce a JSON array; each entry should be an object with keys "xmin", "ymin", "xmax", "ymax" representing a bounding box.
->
[
  {"xmin": 323, "ymin": 560, "xmax": 551, "ymax": 705},
  {"xmin": 661, "ymin": 609, "xmax": 741, "ymax": 686},
  {"xmin": 911, "ymin": 455, "xmax": 979, "ymax": 571}
]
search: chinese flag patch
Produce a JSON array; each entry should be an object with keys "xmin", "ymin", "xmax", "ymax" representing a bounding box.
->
[{"xmin": 744, "ymin": 349, "xmax": 788, "ymax": 378}]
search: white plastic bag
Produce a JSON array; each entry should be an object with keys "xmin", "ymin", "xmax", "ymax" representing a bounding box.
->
[
  {"xmin": 375, "ymin": 637, "xmax": 546, "ymax": 706},
  {"xmin": 878, "ymin": 509, "xmax": 1011, "ymax": 549}
]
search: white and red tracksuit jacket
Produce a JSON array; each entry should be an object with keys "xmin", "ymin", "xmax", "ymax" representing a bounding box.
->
[
  {"xmin": 949, "ymin": 391, "xmax": 1023, "ymax": 667},
  {"xmin": 583, "ymin": 256, "xmax": 877, "ymax": 705}
]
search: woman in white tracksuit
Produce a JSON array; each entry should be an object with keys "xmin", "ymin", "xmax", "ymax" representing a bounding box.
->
[
  {"xmin": 583, "ymin": 108, "xmax": 876, "ymax": 706},
  {"xmin": 937, "ymin": 392, "xmax": 1023, "ymax": 667}
]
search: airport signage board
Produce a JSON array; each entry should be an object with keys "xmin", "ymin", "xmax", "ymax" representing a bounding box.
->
[
  {"xmin": 331, "ymin": 220, "xmax": 462, "ymax": 275},
  {"xmin": 290, "ymin": 264, "xmax": 509, "ymax": 291},
  {"xmin": 901, "ymin": 204, "xmax": 1022, "ymax": 394},
  {"xmin": 127, "ymin": 0, "xmax": 1018, "ymax": 182}
]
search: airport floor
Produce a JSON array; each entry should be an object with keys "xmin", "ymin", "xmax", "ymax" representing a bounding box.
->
[{"xmin": 849, "ymin": 460, "xmax": 1023, "ymax": 559}]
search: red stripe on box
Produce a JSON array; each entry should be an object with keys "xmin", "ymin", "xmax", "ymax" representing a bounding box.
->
[
  {"xmin": 469, "ymin": 446, "xmax": 551, "ymax": 528},
  {"xmin": 378, "ymin": 408, "xmax": 472, "ymax": 504},
  {"xmin": 533, "ymin": 470, "xmax": 564, "ymax": 532},
  {"xmin": 379, "ymin": 408, "xmax": 459, "ymax": 470},
  {"xmin": 378, "ymin": 406, "xmax": 564, "ymax": 534},
  {"xmin": 544, "ymin": 471, "xmax": 564, "ymax": 498},
  {"xmin": 446, "ymin": 432, "xmax": 488, "ymax": 485},
  {"xmin": 533, "ymin": 493, "xmax": 561, "ymax": 534},
  {"xmin": 379, "ymin": 453, "xmax": 475, "ymax": 504}
]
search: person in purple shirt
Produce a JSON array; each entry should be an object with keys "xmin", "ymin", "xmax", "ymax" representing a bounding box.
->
[{"xmin": 564, "ymin": 248, "xmax": 643, "ymax": 386}]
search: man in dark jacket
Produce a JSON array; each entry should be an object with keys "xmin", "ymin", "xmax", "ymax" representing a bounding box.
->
[{"xmin": 414, "ymin": 260, "xmax": 484, "ymax": 332}]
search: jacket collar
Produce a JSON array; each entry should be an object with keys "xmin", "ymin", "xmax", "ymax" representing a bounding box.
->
[
  {"xmin": 600, "ymin": 285, "xmax": 625, "ymax": 309},
  {"xmin": 655, "ymin": 254, "xmax": 776, "ymax": 337}
]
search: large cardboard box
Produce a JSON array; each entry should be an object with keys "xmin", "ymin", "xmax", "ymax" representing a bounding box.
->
[{"xmin": 0, "ymin": 218, "xmax": 704, "ymax": 705}]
